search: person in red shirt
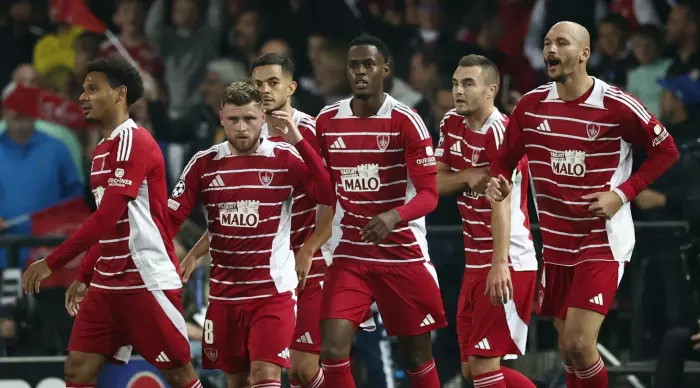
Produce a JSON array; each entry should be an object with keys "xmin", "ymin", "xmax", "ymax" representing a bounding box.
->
[
  {"xmin": 487, "ymin": 22, "xmax": 679, "ymax": 388},
  {"xmin": 21, "ymin": 56, "xmax": 201, "ymax": 388},
  {"xmin": 316, "ymin": 36, "xmax": 445, "ymax": 388},
  {"xmin": 436, "ymin": 54, "xmax": 537, "ymax": 388},
  {"xmin": 168, "ymin": 81, "xmax": 334, "ymax": 388}
]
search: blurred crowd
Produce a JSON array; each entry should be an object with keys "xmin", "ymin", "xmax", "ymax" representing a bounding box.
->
[{"xmin": 1, "ymin": 0, "xmax": 700, "ymax": 386}]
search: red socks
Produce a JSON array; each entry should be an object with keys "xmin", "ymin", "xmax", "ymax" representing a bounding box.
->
[
  {"xmin": 473, "ymin": 370, "xmax": 506, "ymax": 387},
  {"xmin": 321, "ymin": 358, "xmax": 355, "ymax": 388},
  {"xmin": 501, "ymin": 366, "xmax": 536, "ymax": 387},
  {"xmin": 575, "ymin": 357, "xmax": 608, "ymax": 388},
  {"xmin": 290, "ymin": 367, "xmax": 325, "ymax": 388},
  {"xmin": 251, "ymin": 380, "xmax": 281, "ymax": 388},
  {"xmin": 407, "ymin": 359, "xmax": 440, "ymax": 388},
  {"xmin": 564, "ymin": 364, "xmax": 578, "ymax": 388}
]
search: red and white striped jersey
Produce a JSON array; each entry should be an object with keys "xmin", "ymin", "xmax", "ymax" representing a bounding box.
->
[
  {"xmin": 436, "ymin": 109, "xmax": 537, "ymax": 271},
  {"xmin": 168, "ymin": 139, "xmax": 328, "ymax": 302},
  {"xmin": 490, "ymin": 79, "xmax": 677, "ymax": 266},
  {"xmin": 263, "ymin": 109, "xmax": 327, "ymax": 285},
  {"xmin": 88, "ymin": 119, "xmax": 182, "ymax": 291},
  {"xmin": 316, "ymin": 94, "xmax": 436, "ymax": 264}
]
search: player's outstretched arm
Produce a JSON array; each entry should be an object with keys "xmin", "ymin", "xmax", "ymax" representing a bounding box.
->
[
  {"xmin": 181, "ymin": 232, "xmax": 209, "ymax": 283},
  {"xmin": 437, "ymin": 162, "xmax": 491, "ymax": 196},
  {"xmin": 486, "ymin": 189, "xmax": 513, "ymax": 306},
  {"xmin": 22, "ymin": 191, "xmax": 131, "ymax": 294}
]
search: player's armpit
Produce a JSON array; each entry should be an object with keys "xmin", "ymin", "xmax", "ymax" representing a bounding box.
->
[
  {"xmin": 393, "ymin": 173, "xmax": 438, "ymax": 222},
  {"xmin": 45, "ymin": 192, "xmax": 130, "ymax": 271},
  {"xmin": 293, "ymin": 139, "xmax": 335, "ymax": 206}
]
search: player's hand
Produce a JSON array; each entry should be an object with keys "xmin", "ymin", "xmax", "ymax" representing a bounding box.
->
[
  {"xmin": 634, "ymin": 189, "xmax": 667, "ymax": 210},
  {"xmin": 22, "ymin": 259, "xmax": 52, "ymax": 295},
  {"xmin": 65, "ymin": 280, "xmax": 87, "ymax": 317},
  {"xmin": 295, "ymin": 244, "xmax": 314, "ymax": 290},
  {"xmin": 269, "ymin": 111, "xmax": 303, "ymax": 145},
  {"xmin": 180, "ymin": 254, "xmax": 203, "ymax": 283},
  {"xmin": 582, "ymin": 191, "xmax": 624, "ymax": 219},
  {"xmin": 485, "ymin": 175, "xmax": 511, "ymax": 202},
  {"xmin": 486, "ymin": 261, "xmax": 513, "ymax": 306},
  {"xmin": 463, "ymin": 167, "xmax": 491, "ymax": 193},
  {"xmin": 361, "ymin": 209, "xmax": 401, "ymax": 243}
]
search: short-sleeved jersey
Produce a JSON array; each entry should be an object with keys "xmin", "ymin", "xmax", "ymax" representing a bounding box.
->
[
  {"xmin": 316, "ymin": 94, "xmax": 437, "ymax": 264},
  {"xmin": 436, "ymin": 109, "xmax": 537, "ymax": 271},
  {"xmin": 168, "ymin": 139, "xmax": 321, "ymax": 302},
  {"xmin": 88, "ymin": 119, "xmax": 181, "ymax": 291},
  {"xmin": 489, "ymin": 79, "xmax": 677, "ymax": 266},
  {"xmin": 263, "ymin": 109, "xmax": 327, "ymax": 285}
]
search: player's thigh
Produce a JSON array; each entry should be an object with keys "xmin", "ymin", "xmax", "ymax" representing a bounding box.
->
[
  {"xmin": 371, "ymin": 262, "xmax": 447, "ymax": 337},
  {"xmin": 248, "ymin": 292, "xmax": 296, "ymax": 370},
  {"xmin": 291, "ymin": 282, "xmax": 323, "ymax": 354},
  {"xmin": 320, "ymin": 262, "xmax": 374, "ymax": 327},
  {"xmin": 566, "ymin": 260, "xmax": 625, "ymax": 317},
  {"xmin": 202, "ymin": 302, "xmax": 249, "ymax": 375},
  {"xmin": 114, "ymin": 290, "xmax": 192, "ymax": 368},
  {"xmin": 66, "ymin": 290, "xmax": 126, "ymax": 368},
  {"xmin": 456, "ymin": 270, "xmax": 475, "ymax": 364},
  {"xmin": 536, "ymin": 263, "xmax": 574, "ymax": 320}
]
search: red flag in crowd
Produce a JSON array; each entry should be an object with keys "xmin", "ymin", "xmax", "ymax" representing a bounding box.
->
[
  {"xmin": 28, "ymin": 197, "xmax": 92, "ymax": 289},
  {"xmin": 50, "ymin": 0, "xmax": 106, "ymax": 33},
  {"xmin": 2, "ymin": 84, "xmax": 88, "ymax": 130}
]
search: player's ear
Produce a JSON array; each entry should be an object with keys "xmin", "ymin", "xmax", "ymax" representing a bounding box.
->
[
  {"xmin": 288, "ymin": 80, "xmax": 297, "ymax": 98},
  {"xmin": 580, "ymin": 47, "xmax": 591, "ymax": 63},
  {"xmin": 116, "ymin": 85, "xmax": 127, "ymax": 104},
  {"xmin": 219, "ymin": 109, "xmax": 225, "ymax": 126}
]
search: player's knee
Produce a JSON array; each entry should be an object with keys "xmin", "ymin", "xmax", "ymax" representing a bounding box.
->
[
  {"xmin": 397, "ymin": 334, "xmax": 433, "ymax": 369},
  {"xmin": 461, "ymin": 362, "xmax": 472, "ymax": 380},
  {"xmin": 64, "ymin": 352, "xmax": 101, "ymax": 383},
  {"xmin": 249, "ymin": 362, "xmax": 281, "ymax": 383},
  {"xmin": 159, "ymin": 364, "xmax": 196, "ymax": 388},
  {"xmin": 320, "ymin": 319, "xmax": 354, "ymax": 360},
  {"xmin": 561, "ymin": 334, "xmax": 594, "ymax": 363},
  {"xmin": 289, "ymin": 356, "xmax": 319, "ymax": 384},
  {"xmin": 467, "ymin": 356, "xmax": 500, "ymax": 376}
]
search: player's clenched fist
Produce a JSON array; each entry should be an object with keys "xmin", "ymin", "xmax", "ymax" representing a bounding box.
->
[
  {"xmin": 22, "ymin": 259, "xmax": 52, "ymax": 295},
  {"xmin": 486, "ymin": 175, "xmax": 511, "ymax": 202},
  {"xmin": 486, "ymin": 261, "xmax": 513, "ymax": 306},
  {"xmin": 65, "ymin": 280, "xmax": 87, "ymax": 317},
  {"xmin": 361, "ymin": 209, "xmax": 401, "ymax": 244}
]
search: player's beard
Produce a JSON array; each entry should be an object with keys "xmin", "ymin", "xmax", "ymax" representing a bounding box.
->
[
  {"xmin": 229, "ymin": 132, "xmax": 262, "ymax": 154},
  {"xmin": 265, "ymin": 97, "xmax": 287, "ymax": 113}
]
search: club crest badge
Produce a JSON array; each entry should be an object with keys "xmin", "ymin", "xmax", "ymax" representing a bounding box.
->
[
  {"xmin": 376, "ymin": 134, "xmax": 390, "ymax": 151},
  {"xmin": 259, "ymin": 171, "xmax": 274, "ymax": 186}
]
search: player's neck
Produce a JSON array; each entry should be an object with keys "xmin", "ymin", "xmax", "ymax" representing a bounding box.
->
[
  {"xmin": 351, "ymin": 93, "xmax": 386, "ymax": 118},
  {"xmin": 227, "ymin": 139, "xmax": 261, "ymax": 156},
  {"xmin": 463, "ymin": 105, "xmax": 495, "ymax": 132},
  {"xmin": 555, "ymin": 72, "xmax": 594, "ymax": 101},
  {"xmin": 265, "ymin": 104, "xmax": 294, "ymax": 138},
  {"xmin": 100, "ymin": 111, "xmax": 132, "ymax": 139}
]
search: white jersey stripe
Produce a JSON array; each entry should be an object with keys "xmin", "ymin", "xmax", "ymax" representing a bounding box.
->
[{"xmin": 394, "ymin": 104, "xmax": 430, "ymax": 140}]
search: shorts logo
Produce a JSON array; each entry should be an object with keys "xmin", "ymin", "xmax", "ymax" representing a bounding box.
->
[
  {"xmin": 550, "ymin": 150, "xmax": 586, "ymax": 177},
  {"xmin": 586, "ymin": 122, "xmax": 600, "ymax": 139},
  {"xmin": 376, "ymin": 134, "xmax": 390, "ymax": 151},
  {"xmin": 219, "ymin": 200, "xmax": 260, "ymax": 228},
  {"xmin": 172, "ymin": 179, "xmax": 186, "ymax": 198},
  {"xmin": 471, "ymin": 149, "xmax": 480, "ymax": 165},
  {"xmin": 259, "ymin": 171, "xmax": 274, "ymax": 186},
  {"xmin": 341, "ymin": 164, "xmax": 381, "ymax": 192},
  {"xmin": 204, "ymin": 348, "xmax": 218, "ymax": 361},
  {"xmin": 278, "ymin": 348, "xmax": 290, "ymax": 359}
]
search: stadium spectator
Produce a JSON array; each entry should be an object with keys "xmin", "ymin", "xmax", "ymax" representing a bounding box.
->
[
  {"xmin": 0, "ymin": 0, "xmax": 42, "ymax": 89},
  {"xmin": 145, "ymin": 0, "xmax": 225, "ymax": 119},
  {"xmin": 408, "ymin": 47, "xmax": 439, "ymax": 99},
  {"xmin": 225, "ymin": 8, "xmax": 269, "ymax": 67},
  {"xmin": 626, "ymin": 24, "xmax": 672, "ymax": 117},
  {"xmin": 590, "ymin": 13, "xmax": 634, "ymax": 87},
  {"xmin": 0, "ymin": 85, "xmax": 83, "ymax": 268},
  {"xmin": 33, "ymin": 1, "xmax": 84, "ymax": 75},
  {"xmin": 665, "ymin": 0, "xmax": 700, "ymax": 76}
]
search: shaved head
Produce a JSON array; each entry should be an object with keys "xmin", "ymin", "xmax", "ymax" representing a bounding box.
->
[
  {"xmin": 543, "ymin": 21, "xmax": 591, "ymax": 83},
  {"xmin": 550, "ymin": 21, "xmax": 591, "ymax": 49}
]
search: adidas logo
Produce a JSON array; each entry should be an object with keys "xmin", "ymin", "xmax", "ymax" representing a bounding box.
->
[
  {"xmin": 155, "ymin": 351, "xmax": 170, "ymax": 363},
  {"xmin": 209, "ymin": 175, "xmax": 225, "ymax": 187},
  {"xmin": 296, "ymin": 332, "xmax": 313, "ymax": 344},
  {"xmin": 449, "ymin": 141, "xmax": 461, "ymax": 154},
  {"xmin": 278, "ymin": 348, "xmax": 290, "ymax": 359},
  {"xmin": 330, "ymin": 137, "xmax": 346, "ymax": 149},
  {"xmin": 419, "ymin": 314, "xmax": 436, "ymax": 327},
  {"xmin": 474, "ymin": 338, "xmax": 491, "ymax": 350},
  {"xmin": 536, "ymin": 120, "xmax": 552, "ymax": 132},
  {"xmin": 589, "ymin": 293, "xmax": 604, "ymax": 306}
]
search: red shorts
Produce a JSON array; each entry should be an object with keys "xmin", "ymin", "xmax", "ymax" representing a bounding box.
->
[
  {"xmin": 320, "ymin": 261, "xmax": 446, "ymax": 337},
  {"xmin": 537, "ymin": 261, "xmax": 626, "ymax": 320},
  {"xmin": 202, "ymin": 292, "xmax": 296, "ymax": 374},
  {"xmin": 457, "ymin": 268, "xmax": 536, "ymax": 361},
  {"xmin": 68, "ymin": 289, "xmax": 191, "ymax": 368},
  {"xmin": 291, "ymin": 281, "xmax": 322, "ymax": 354}
]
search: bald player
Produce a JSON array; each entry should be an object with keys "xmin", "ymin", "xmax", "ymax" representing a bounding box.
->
[{"xmin": 486, "ymin": 21, "xmax": 678, "ymax": 388}]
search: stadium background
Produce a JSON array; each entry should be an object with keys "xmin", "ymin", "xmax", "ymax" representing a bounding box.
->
[{"xmin": 0, "ymin": 0, "xmax": 699, "ymax": 387}]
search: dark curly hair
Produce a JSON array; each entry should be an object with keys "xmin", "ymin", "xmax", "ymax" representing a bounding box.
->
[{"xmin": 87, "ymin": 56, "xmax": 144, "ymax": 106}]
